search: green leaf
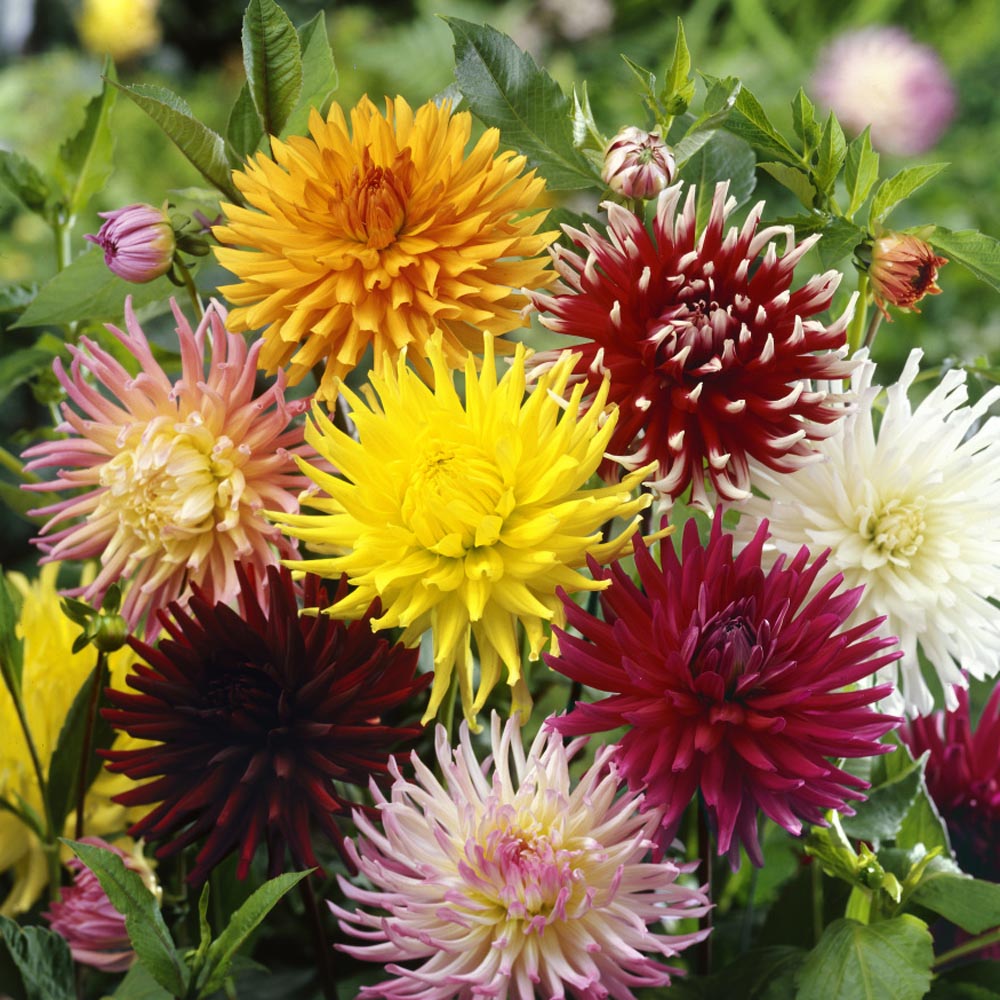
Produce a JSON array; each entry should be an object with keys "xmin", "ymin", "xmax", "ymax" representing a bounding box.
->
[
  {"xmin": 759, "ymin": 161, "xmax": 816, "ymax": 208},
  {"xmin": 67, "ymin": 840, "xmax": 188, "ymax": 997},
  {"xmin": 226, "ymin": 82, "xmax": 265, "ymax": 165},
  {"xmin": 722, "ymin": 81, "xmax": 801, "ymax": 166},
  {"xmin": 845, "ymin": 127, "xmax": 880, "ymax": 219},
  {"xmin": 45, "ymin": 658, "xmax": 115, "ymax": 835},
  {"xmin": 796, "ymin": 916, "xmax": 934, "ymax": 1000},
  {"xmin": 661, "ymin": 18, "xmax": 697, "ymax": 115},
  {"xmin": 678, "ymin": 128, "xmax": 756, "ymax": 224},
  {"xmin": 197, "ymin": 870, "xmax": 311, "ymax": 997},
  {"xmin": 817, "ymin": 217, "xmax": 867, "ymax": 270},
  {"xmin": 840, "ymin": 745, "xmax": 923, "ymax": 842},
  {"xmin": 56, "ymin": 57, "xmax": 117, "ymax": 219},
  {"xmin": 869, "ymin": 163, "xmax": 948, "ymax": 225},
  {"xmin": 673, "ymin": 77, "xmax": 741, "ymax": 164},
  {"xmin": 109, "ymin": 81, "xmax": 241, "ymax": 204},
  {"xmin": 885, "ymin": 733, "xmax": 953, "ymax": 857},
  {"xmin": 109, "ymin": 959, "xmax": 175, "ymax": 999},
  {"xmin": 445, "ymin": 17, "xmax": 597, "ymax": 190},
  {"xmin": 928, "ymin": 228, "xmax": 1000, "ymax": 294},
  {"xmin": 0, "ymin": 573, "xmax": 25, "ymax": 702},
  {"xmin": 0, "ymin": 915, "xmax": 75, "ymax": 1000},
  {"xmin": 813, "ymin": 111, "xmax": 847, "ymax": 197},
  {"xmin": 281, "ymin": 10, "xmax": 338, "ymax": 138},
  {"xmin": 570, "ymin": 83, "xmax": 606, "ymax": 163},
  {"xmin": 792, "ymin": 87, "xmax": 821, "ymax": 151},
  {"xmin": 12, "ymin": 245, "xmax": 178, "ymax": 329},
  {"xmin": 0, "ymin": 150, "xmax": 54, "ymax": 218},
  {"xmin": 906, "ymin": 856, "xmax": 1000, "ymax": 934},
  {"xmin": 0, "ymin": 335, "xmax": 61, "ymax": 394},
  {"xmin": 242, "ymin": 0, "xmax": 302, "ymax": 139}
]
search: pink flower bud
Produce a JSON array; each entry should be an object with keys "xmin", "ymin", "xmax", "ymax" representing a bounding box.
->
[
  {"xmin": 601, "ymin": 126, "xmax": 675, "ymax": 200},
  {"xmin": 85, "ymin": 202, "xmax": 175, "ymax": 283},
  {"xmin": 44, "ymin": 837, "xmax": 157, "ymax": 973},
  {"xmin": 868, "ymin": 231, "xmax": 948, "ymax": 319}
]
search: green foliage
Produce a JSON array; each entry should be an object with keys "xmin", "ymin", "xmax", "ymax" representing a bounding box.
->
[
  {"xmin": 0, "ymin": 151, "xmax": 55, "ymax": 219},
  {"xmin": 906, "ymin": 856, "xmax": 1000, "ymax": 934},
  {"xmin": 0, "ymin": 915, "xmax": 75, "ymax": 1000},
  {"xmin": 840, "ymin": 747, "xmax": 924, "ymax": 843},
  {"xmin": 241, "ymin": 0, "xmax": 302, "ymax": 140},
  {"xmin": 844, "ymin": 128, "xmax": 880, "ymax": 220},
  {"xmin": 678, "ymin": 127, "xmax": 756, "ymax": 221},
  {"xmin": 870, "ymin": 163, "xmax": 950, "ymax": 226},
  {"xmin": 282, "ymin": 11, "xmax": 339, "ymax": 137},
  {"xmin": 0, "ymin": 569, "xmax": 24, "ymax": 701},
  {"xmin": 929, "ymin": 228, "xmax": 1000, "ymax": 294},
  {"xmin": 722, "ymin": 83, "xmax": 801, "ymax": 166}
]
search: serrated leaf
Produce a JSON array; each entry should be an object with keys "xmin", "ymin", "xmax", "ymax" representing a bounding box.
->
[
  {"xmin": 928, "ymin": 228, "xmax": 1000, "ymax": 294},
  {"xmin": 721, "ymin": 81, "xmax": 801, "ymax": 166},
  {"xmin": 446, "ymin": 17, "xmax": 597, "ymax": 190},
  {"xmin": 813, "ymin": 111, "xmax": 847, "ymax": 197},
  {"xmin": 109, "ymin": 80, "xmax": 241, "ymax": 204},
  {"xmin": 907, "ymin": 856, "xmax": 1000, "ymax": 934},
  {"xmin": 281, "ymin": 11, "xmax": 338, "ymax": 138},
  {"xmin": 869, "ymin": 162, "xmax": 948, "ymax": 224},
  {"xmin": 885, "ymin": 733, "xmax": 953, "ymax": 857},
  {"xmin": 845, "ymin": 127, "xmax": 880, "ymax": 218},
  {"xmin": 817, "ymin": 217, "xmax": 867, "ymax": 270},
  {"xmin": 759, "ymin": 161, "xmax": 816, "ymax": 208},
  {"xmin": 0, "ymin": 150, "xmax": 54, "ymax": 217},
  {"xmin": 242, "ymin": 0, "xmax": 302, "ymax": 139},
  {"xmin": 68, "ymin": 840, "xmax": 188, "ymax": 996},
  {"xmin": 661, "ymin": 18, "xmax": 696, "ymax": 114},
  {"xmin": 0, "ymin": 915, "xmax": 75, "ymax": 1000},
  {"xmin": 792, "ymin": 87, "xmax": 821, "ymax": 151},
  {"xmin": 796, "ymin": 916, "xmax": 934, "ymax": 1000},
  {"xmin": 840, "ymin": 745, "xmax": 923, "ymax": 842},
  {"xmin": 57, "ymin": 58, "xmax": 117, "ymax": 219},
  {"xmin": 197, "ymin": 870, "xmax": 311, "ymax": 996},
  {"xmin": 226, "ymin": 82, "xmax": 265, "ymax": 165},
  {"xmin": 109, "ymin": 959, "xmax": 174, "ymax": 998},
  {"xmin": 678, "ymin": 127, "xmax": 757, "ymax": 224},
  {"xmin": 12, "ymin": 246, "xmax": 178, "ymax": 329},
  {"xmin": 46, "ymin": 658, "xmax": 115, "ymax": 835}
]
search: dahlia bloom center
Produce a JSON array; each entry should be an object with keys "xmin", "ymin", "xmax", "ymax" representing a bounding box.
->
[
  {"xmin": 336, "ymin": 148, "xmax": 412, "ymax": 251},
  {"xmin": 204, "ymin": 661, "xmax": 284, "ymax": 728},
  {"xmin": 97, "ymin": 415, "xmax": 249, "ymax": 568},
  {"xmin": 857, "ymin": 496, "xmax": 926, "ymax": 569},
  {"xmin": 693, "ymin": 603, "xmax": 760, "ymax": 691}
]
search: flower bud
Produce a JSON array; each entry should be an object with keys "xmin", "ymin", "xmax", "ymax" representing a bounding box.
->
[
  {"xmin": 85, "ymin": 202, "xmax": 175, "ymax": 283},
  {"xmin": 601, "ymin": 127, "xmax": 675, "ymax": 200},
  {"xmin": 867, "ymin": 232, "xmax": 948, "ymax": 319},
  {"xmin": 44, "ymin": 838, "xmax": 158, "ymax": 973}
]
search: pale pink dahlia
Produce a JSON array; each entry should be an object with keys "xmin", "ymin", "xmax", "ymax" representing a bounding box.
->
[
  {"xmin": 22, "ymin": 298, "xmax": 310, "ymax": 637},
  {"xmin": 330, "ymin": 713, "xmax": 710, "ymax": 999},
  {"xmin": 547, "ymin": 517, "xmax": 902, "ymax": 867},
  {"xmin": 530, "ymin": 182, "xmax": 855, "ymax": 508}
]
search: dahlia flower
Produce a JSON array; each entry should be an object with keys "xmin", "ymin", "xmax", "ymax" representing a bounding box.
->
[
  {"xmin": 736, "ymin": 349, "xmax": 1000, "ymax": 716},
  {"xmin": 602, "ymin": 126, "xmax": 675, "ymax": 200},
  {"xmin": 811, "ymin": 26, "xmax": 956, "ymax": 156},
  {"xmin": 867, "ymin": 231, "xmax": 948, "ymax": 319},
  {"xmin": 903, "ymin": 684, "xmax": 1000, "ymax": 883},
  {"xmin": 270, "ymin": 335, "xmax": 653, "ymax": 728},
  {"xmin": 529, "ymin": 181, "xmax": 855, "ymax": 508},
  {"xmin": 0, "ymin": 565, "xmax": 139, "ymax": 916},
  {"xmin": 330, "ymin": 713, "xmax": 711, "ymax": 999},
  {"xmin": 102, "ymin": 564, "xmax": 429, "ymax": 884},
  {"xmin": 85, "ymin": 202, "xmax": 175, "ymax": 283},
  {"xmin": 22, "ymin": 298, "xmax": 310, "ymax": 638},
  {"xmin": 547, "ymin": 518, "xmax": 902, "ymax": 867},
  {"xmin": 214, "ymin": 94, "xmax": 555, "ymax": 401}
]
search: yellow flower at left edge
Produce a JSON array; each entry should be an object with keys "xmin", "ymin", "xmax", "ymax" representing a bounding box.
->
[{"xmin": 0, "ymin": 564, "xmax": 144, "ymax": 915}]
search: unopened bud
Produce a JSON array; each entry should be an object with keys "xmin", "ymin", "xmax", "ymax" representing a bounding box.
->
[
  {"xmin": 866, "ymin": 232, "xmax": 948, "ymax": 320},
  {"xmin": 85, "ymin": 202, "xmax": 176, "ymax": 283},
  {"xmin": 601, "ymin": 127, "xmax": 676, "ymax": 200}
]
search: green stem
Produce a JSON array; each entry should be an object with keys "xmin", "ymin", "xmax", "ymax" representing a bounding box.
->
[
  {"xmin": 847, "ymin": 273, "xmax": 869, "ymax": 355},
  {"xmin": 54, "ymin": 215, "xmax": 81, "ymax": 345},
  {"xmin": 933, "ymin": 926, "xmax": 1000, "ymax": 969},
  {"xmin": 300, "ymin": 878, "xmax": 337, "ymax": 1000},
  {"xmin": 0, "ymin": 446, "xmax": 42, "ymax": 483},
  {"xmin": 862, "ymin": 308, "xmax": 884, "ymax": 351},
  {"xmin": 74, "ymin": 651, "xmax": 106, "ymax": 839},
  {"xmin": 178, "ymin": 263, "xmax": 204, "ymax": 322},
  {"xmin": 811, "ymin": 859, "xmax": 825, "ymax": 945},
  {"xmin": 695, "ymin": 797, "xmax": 714, "ymax": 976},
  {"xmin": 440, "ymin": 665, "xmax": 459, "ymax": 750}
]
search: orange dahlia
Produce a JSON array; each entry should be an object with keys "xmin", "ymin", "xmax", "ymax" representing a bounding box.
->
[{"xmin": 213, "ymin": 95, "xmax": 556, "ymax": 399}]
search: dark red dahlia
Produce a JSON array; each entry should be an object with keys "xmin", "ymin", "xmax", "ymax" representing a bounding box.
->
[
  {"xmin": 902, "ymin": 684, "xmax": 1000, "ymax": 882},
  {"xmin": 102, "ymin": 563, "xmax": 430, "ymax": 883},
  {"xmin": 531, "ymin": 181, "xmax": 855, "ymax": 507},
  {"xmin": 546, "ymin": 516, "xmax": 902, "ymax": 866}
]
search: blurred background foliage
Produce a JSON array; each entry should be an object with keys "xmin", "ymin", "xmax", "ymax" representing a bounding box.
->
[{"xmin": 1, "ymin": 0, "xmax": 998, "ymax": 572}]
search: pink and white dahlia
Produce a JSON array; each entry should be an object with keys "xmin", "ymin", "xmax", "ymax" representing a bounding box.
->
[
  {"xmin": 330, "ymin": 713, "xmax": 710, "ymax": 999},
  {"xmin": 22, "ymin": 298, "xmax": 310, "ymax": 637},
  {"xmin": 530, "ymin": 182, "xmax": 855, "ymax": 508},
  {"xmin": 547, "ymin": 517, "xmax": 902, "ymax": 868}
]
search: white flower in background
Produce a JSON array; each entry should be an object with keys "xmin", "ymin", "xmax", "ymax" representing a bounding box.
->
[{"xmin": 736, "ymin": 349, "xmax": 1000, "ymax": 716}]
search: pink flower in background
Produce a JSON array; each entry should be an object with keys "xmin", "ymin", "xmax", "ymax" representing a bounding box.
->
[
  {"xmin": 85, "ymin": 202, "xmax": 176, "ymax": 283},
  {"xmin": 43, "ymin": 837, "xmax": 153, "ymax": 973},
  {"xmin": 22, "ymin": 298, "xmax": 310, "ymax": 637},
  {"xmin": 547, "ymin": 518, "xmax": 902, "ymax": 867},
  {"xmin": 811, "ymin": 26, "xmax": 956, "ymax": 156},
  {"xmin": 330, "ymin": 713, "xmax": 710, "ymax": 999}
]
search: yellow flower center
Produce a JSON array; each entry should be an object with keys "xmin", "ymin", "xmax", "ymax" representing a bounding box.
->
[
  {"xmin": 336, "ymin": 147, "xmax": 412, "ymax": 250},
  {"xmin": 97, "ymin": 415, "xmax": 248, "ymax": 568},
  {"xmin": 858, "ymin": 496, "xmax": 926, "ymax": 569}
]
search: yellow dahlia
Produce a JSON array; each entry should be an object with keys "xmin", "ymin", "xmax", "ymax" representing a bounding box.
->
[
  {"xmin": 0, "ymin": 565, "xmax": 140, "ymax": 915},
  {"xmin": 270, "ymin": 337, "xmax": 654, "ymax": 728},
  {"xmin": 213, "ymin": 95, "xmax": 556, "ymax": 400}
]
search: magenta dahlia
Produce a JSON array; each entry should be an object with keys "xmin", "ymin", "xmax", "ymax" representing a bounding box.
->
[
  {"xmin": 102, "ymin": 564, "xmax": 430, "ymax": 883},
  {"xmin": 546, "ymin": 517, "xmax": 902, "ymax": 866},
  {"xmin": 902, "ymin": 684, "xmax": 1000, "ymax": 882},
  {"xmin": 530, "ymin": 182, "xmax": 855, "ymax": 507}
]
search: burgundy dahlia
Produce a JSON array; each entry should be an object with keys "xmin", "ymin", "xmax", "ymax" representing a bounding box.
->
[
  {"xmin": 546, "ymin": 516, "xmax": 902, "ymax": 866},
  {"xmin": 531, "ymin": 182, "xmax": 855, "ymax": 507},
  {"xmin": 902, "ymin": 684, "xmax": 1000, "ymax": 882},
  {"xmin": 102, "ymin": 564, "xmax": 430, "ymax": 883}
]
